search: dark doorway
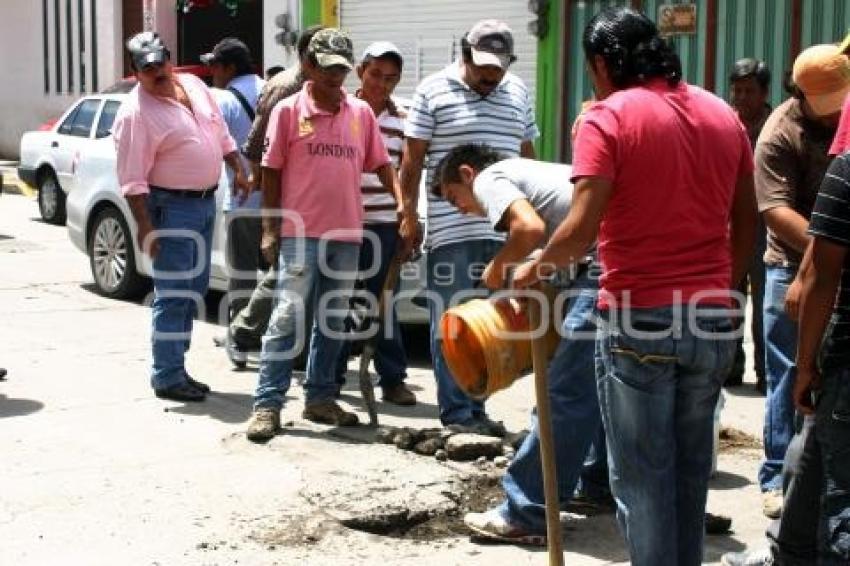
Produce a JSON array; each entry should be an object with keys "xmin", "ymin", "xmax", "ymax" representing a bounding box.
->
[{"xmin": 177, "ymin": 0, "xmax": 263, "ymax": 68}]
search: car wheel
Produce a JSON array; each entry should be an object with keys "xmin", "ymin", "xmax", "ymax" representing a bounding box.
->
[
  {"xmin": 37, "ymin": 170, "xmax": 66, "ymax": 225},
  {"xmin": 88, "ymin": 207, "xmax": 149, "ymax": 299}
]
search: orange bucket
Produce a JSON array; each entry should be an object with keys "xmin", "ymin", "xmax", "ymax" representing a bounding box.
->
[{"xmin": 440, "ymin": 290, "xmax": 560, "ymax": 400}]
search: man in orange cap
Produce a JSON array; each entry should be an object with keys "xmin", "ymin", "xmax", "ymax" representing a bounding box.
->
[
  {"xmin": 722, "ymin": 41, "xmax": 850, "ymax": 566},
  {"xmin": 754, "ymin": 42, "xmax": 849, "ymax": 523}
]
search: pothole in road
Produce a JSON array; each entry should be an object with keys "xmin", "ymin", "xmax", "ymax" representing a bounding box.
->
[{"xmin": 339, "ymin": 473, "xmax": 504, "ymax": 540}]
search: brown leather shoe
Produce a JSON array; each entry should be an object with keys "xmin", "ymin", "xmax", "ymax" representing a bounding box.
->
[
  {"xmin": 246, "ymin": 408, "xmax": 280, "ymax": 442},
  {"xmin": 303, "ymin": 400, "xmax": 359, "ymax": 426},
  {"xmin": 382, "ymin": 383, "xmax": 416, "ymax": 406}
]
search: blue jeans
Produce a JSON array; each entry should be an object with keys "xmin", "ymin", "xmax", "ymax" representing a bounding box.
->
[
  {"xmin": 427, "ymin": 239, "xmax": 501, "ymax": 425},
  {"xmin": 335, "ymin": 223, "xmax": 407, "ymax": 388},
  {"xmin": 761, "ymin": 265, "xmax": 799, "ymax": 492},
  {"xmin": 814, "ymin": 365, "xmax": 850, "ymax": 564},
  {"xmin": 766, "ymin": 415, "xmax": 821, "ymax": 565},
  {"xmin": 596, "ymin": 305, "xmax": 735, "ymax": 566},
  {"xmin": 254, "ymin": 237, "xmax": 359, "ymax": 409},
  {"xmin": 499, "ymin": 271, "xmax": 609, "ymax": 532},
  {"xmin": 147, "ymin": 190, "xmax": 215, "ymax": 390}
]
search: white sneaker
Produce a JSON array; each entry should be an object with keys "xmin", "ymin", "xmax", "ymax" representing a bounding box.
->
[
  {"xmin": 721, "ymin": 547, "xmax": 774, "ymax": 566},
  {"xmin": 463, "ymin": 508, "xmax": 547, "ymax": 546}
]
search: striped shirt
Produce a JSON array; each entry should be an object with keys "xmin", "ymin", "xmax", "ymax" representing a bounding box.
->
[
  {"xmin": 362, "ymin": 96, "xmax": 405, "ymax": 224},
  {"xmin": 808, "ymin": 152, "xmax": 850, "ymax": 363},
  {"xmin": 405, "ymin": 61, "xmax": 539, "ymax": 250}
]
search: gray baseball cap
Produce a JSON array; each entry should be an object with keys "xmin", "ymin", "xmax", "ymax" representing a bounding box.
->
[
  {"xmin": 465, "ymin": 20, "xmax": 516, "ymax": 69},
  {"xmin": 308, "ymin": 28, "xmax": 355, "ymax": 70},
  {"xmin": 127, "ymin": 31, "xmax": 170, "ymax": 70}
]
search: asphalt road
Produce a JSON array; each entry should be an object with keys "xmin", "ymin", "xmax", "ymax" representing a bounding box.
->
[{"xmin": 1, "ymin": 192, "xmax": 769, "ymax": 565}]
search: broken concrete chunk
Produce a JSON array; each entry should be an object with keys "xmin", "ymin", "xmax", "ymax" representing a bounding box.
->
[
  {"xmin": 393, "ymin": 428, "xmax": 415, "ymax": 450},
  {"xmin": 445, "ymin": 433, "xmax": 504, "ymax": 461},
  {"xmin": 413, "ymin": 437, "xmax": 443, "ymax": 456},
  {"xmin": 493, "ymin": 456, "xmax": 509, "ymax": 468},
  {"xmin": 501, "ymin": 445, "xmax": 516, "ymax": 458},
  {"xmin": 434, "ymin": 449, "xmax": 448, "ymax": 461},
  {"xmin": 375, "ymin": 425, "xmax": 398, "ymax": 444}
]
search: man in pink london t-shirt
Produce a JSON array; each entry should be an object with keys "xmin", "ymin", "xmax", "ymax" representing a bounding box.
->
[
  {"xmin": 114, "ymin": 32, "xmax": 250, "ymax": 404},
  {"xmin": 511, "ymin": 8, "xmax": 757, "ymax": 566},
  {"xmin": 246, "ymin": 28, "xmax": 403, "ymax": 442}
]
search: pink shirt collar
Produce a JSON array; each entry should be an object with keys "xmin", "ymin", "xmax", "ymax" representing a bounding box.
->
[{"xmin": 297, "ymin": 82, "xmax": 351, "ymax": 117}]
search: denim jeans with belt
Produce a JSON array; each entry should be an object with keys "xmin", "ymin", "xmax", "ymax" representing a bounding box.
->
[
  {"xmin": 498, "ymin": 271, "xmax": 609, "ymax": 532},
  {"xmin": 761, "ymin": 265, "xmax": 799, "ymax": 492},
  {"xmin": 427, "ymin": 239, "xmax": 501, "ymax": 425},
  {"xmin": 147, "ymin": 189, "xmax": 216, "ymax": 390},
  {"xmin": 335, "ymin": 223, "xmax": 408, "ymax": 388},
  {"xmin": 596, "ymin": 305, "xmax": 735, "ymax": 566},
  {"xmin": 254, "ymin": 237, "xmax": 359, "ymax": 409}
]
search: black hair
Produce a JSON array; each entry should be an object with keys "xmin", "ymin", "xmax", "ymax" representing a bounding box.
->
[
  {"xmin": 460, "ymin": 37, "xmax": 474, "ymax": 64},
  {"xmin": 297, "ymin": 25, "xmax": 325, "ymax": 60},
  {"xmin": 729, "ymin": 58, "xmax": 771, "ymax": 91},
  {"xmin": 266, "ymin": 65, "xmax": 285, "ymax": 79},
  {"xmin": 231, "ymin": 57, "xmax": 254, "ymax": 77},
  {"xmin": 783, "ymin": 69, "xmax": 805, "ymax": 100},
  {"xmin": 582, "ymin": 7, "xmax": 682, "ymax": 89},
  {"xmin": 432, "ymin": 143, "xmax": 507, "ymax": 196}
]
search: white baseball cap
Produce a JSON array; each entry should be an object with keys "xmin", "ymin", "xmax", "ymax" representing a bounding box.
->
[{"xmin": 361, "ymin": 41, "xmax": 404, "ymax": 67}]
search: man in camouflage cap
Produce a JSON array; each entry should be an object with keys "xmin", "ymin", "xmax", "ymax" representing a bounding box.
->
[{"xmin": 246, "ymin": 28, "xmax": 410, "ymax": 441}]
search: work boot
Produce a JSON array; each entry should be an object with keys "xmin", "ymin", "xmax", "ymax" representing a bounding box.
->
[
  {"xmin": 705, "ymin": 512, "xmax": 732, "ymax": 535},
  {"xmin": 762, "ymin": 489, "xmax": 783, "ymax": 519},
  {"xmin": 382, "ymin": 383, "xmax": 416, "ymax": 406},
  {"xmin": 721, "ymin": 547, "xmax": 774, "ymax": 566},
  {"xmin": 246, "ymin": 408, "xmax": 280, "ymax": 442},
  {"xmin": 303, "ymin": 400, "xmax": 359, "ymax": 426}
]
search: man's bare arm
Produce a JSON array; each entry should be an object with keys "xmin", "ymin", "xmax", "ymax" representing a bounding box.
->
[
  {"xmin": 520, "ymin": 140, "xmax": 536, "ymax": 159},
  {"xmin": 126, "ymin": 194, "xmax": 158, "ymax": 258},
  {"xmin": 260, "ymin": 167, "xmax": 282, "ymax": 264},
  {"xmin": 399, "ymin": 138, "xmax": 428, "ymax": 215},
  {"xmin": 763, "ymin": 205, "xmax": 810, "ymax": 254},
  {"xmin": 729, "ymin": 174, "xmax": 758, "ymax": 288}
]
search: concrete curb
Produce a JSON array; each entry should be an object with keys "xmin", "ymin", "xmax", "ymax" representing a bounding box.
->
[{"xmin": 0, "ymin": 166, "xmax": 36, "ymax": 197}]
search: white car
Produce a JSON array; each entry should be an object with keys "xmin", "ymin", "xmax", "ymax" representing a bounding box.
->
[
  {"xmin": 59, "ymin": 84, "xmax": 428, "ymax": 326},
  {"xmin": 18, "ymin": 93, "xmax": 123, "ymax": 225}
]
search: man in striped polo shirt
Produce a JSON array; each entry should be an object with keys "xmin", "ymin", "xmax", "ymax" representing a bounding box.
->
[
  {"xmin": 399, "ymin": 20, "xmax": 538, "ymax": 431},
  {"xmin": 334, "ymin": 42, "xmax": 417, "ymax": 406}
]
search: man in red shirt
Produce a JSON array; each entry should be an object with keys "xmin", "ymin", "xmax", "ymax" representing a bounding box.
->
[{"xmin": 513, "ymin": 8, "xmax": 756, "ymax": 565}]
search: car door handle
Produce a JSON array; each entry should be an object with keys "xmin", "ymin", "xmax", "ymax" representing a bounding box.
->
[{"xmin": 51, "ymin": 141, "xmax": 59, "ymax": 148}]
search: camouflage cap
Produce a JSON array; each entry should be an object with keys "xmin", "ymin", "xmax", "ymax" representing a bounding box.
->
[{"xmin": 307, "ymin": 28, "xmax": 354, "ymax": 70}]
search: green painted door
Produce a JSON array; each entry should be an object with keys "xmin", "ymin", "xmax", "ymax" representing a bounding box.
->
[
  {"xmin": 714, "ymin": 0, "xmax": 792, "ymax": 111},
  {"xmin": 801, "ymin": 0, "xmax": 850, "ymax": 49}
]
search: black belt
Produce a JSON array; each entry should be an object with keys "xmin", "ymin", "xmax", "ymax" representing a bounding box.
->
[{"xmin": 150, "ymin": 185, "xmax": 217, "ymax": 199}]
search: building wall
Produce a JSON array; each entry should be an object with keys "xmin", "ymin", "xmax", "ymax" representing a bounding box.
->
[{"xmin": 0, "ymin": 0, "xmax": 123, "ymax": 158}]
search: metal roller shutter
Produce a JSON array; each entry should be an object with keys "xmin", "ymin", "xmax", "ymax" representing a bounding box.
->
[{"xmin": 338, "ymin": 0, "xmax": 537, "ymax": 101}]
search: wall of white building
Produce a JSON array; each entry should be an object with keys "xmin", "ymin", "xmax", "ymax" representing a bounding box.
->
[{"xmin": 0, "ymin": 0, "xmax": 124, "ymax": 158}]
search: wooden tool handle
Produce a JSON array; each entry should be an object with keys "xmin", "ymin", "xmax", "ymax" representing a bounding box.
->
[{"xmin": 527, "ymin": 292, "xmax": 565, "ymax": 566}]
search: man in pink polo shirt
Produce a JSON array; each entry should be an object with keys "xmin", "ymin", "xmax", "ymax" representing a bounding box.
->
[
  {"xmin": 512, "ymin": 8, "xmax": 756, "ymax": 565},
  {"xmin": 114, "ymin": 32, "xmax": 250, "ymax": 403},
  {"xmin": 246, "ymin": 28, "xmax": 402, "ymax": 442}
]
